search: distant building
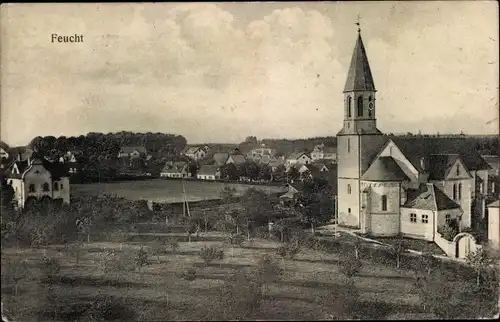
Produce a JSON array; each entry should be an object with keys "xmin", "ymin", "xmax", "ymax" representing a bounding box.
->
[
  {"xmin": 4, "ymin": 155, "xmax": 70, "ymax": 209},
  {"xmin": 226, "ymin": 154, "xmax": 246, "ymax": 166},
  {"xmin": 181, "ymin": 146, "xmax": 209, "ymax": 161},
  {"xmin": 58, "ymin": 151, "xmax": 79, "ymax": 175},
  {"xmin": 212, "ymin": 152, "xmax": 229, "ymax": 166},
  {"xmin": 482, "ymin": 155, "xmax": 499, "ymax": 197},
  {"xmin": 160, "ymin": 161, "xmax": 190, "ymax": 178},
  {"xmin": 118, "ymin": 146, "xmax": 147, "ymax": 159},
  {"xmin": 487, "ymin": 200, "xmax": 500, "ymax": 249},
  {"xmin": 197, "ymin": 165, "xmax": 221, "ymax": 180},
  {"xmin": 8, "ymin": 146, "xmax": 34, "ymax": 162},
  {"xmin": 0, "ymin": 148, "xmax": 9, "ymax": 160},
  {"xmin": 269, "ymin": 159, "xmax": 285, "ymax": 172},
  {"xmin": 285, "ymin": 152, "xmax": 312, "ymax": 167},
  {"xmin": 311, "ymin": 143, "xmax": 337, "ymax": 162}
]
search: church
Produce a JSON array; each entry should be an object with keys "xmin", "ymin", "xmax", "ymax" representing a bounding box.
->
[{"xmin": 337, "ymin": 30, "xmax": 491, "ymax": 243}]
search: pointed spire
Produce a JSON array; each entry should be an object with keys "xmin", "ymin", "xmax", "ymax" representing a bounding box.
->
[{"xmin": 344, "ymin": 32, "xmax": 376, "ymax": 92}]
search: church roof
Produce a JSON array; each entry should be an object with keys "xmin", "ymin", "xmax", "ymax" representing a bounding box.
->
[
  {"xmin": 488, "ymin": 200, "xmax": 499, "ymax": 208},
  {"xmin": 361, "ymin": 156, "xmax": 409, "ymax": 181},
  {"xmin": 403, "ymin": 183, "xmax": 461, "ymax": 211},
  {"xmin": 344, "ymin": 33, "xmax": 376, "ymax": 92},
  {"xmin": 390, "ymin": 137, "xmax": 491, "ymax": 172},
  {"xmin": 427, "ymin": 154, "xmax": 460, "ymax": 180}
]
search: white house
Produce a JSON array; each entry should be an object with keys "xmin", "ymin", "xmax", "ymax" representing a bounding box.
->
[
  {"xmin": 311, "ymin": 144, "xmax": 337, "ymax": 162},
  {"xmin": 182, "ymin": 146, "xmax": 208, "ymax": 161},
  {"xmin": 4, "ymin": 156, "xmax": 70, "ymax": 209},
  {"xmin": 285, "ymin": 152, "xmax": 312, "ymax": 167},
  {"xmin": 0, "ymin": 148, "xmax": 9, "ymax": 160},
  {"xmin": 197, "ymin": 165, "xmax": 221, "ymax": 181},
  {"xmin": 160, "ymin": 161, "xmax": 190, "ymax": 178},
  {"xmin": 487, "ymin": 200, "xmax": 500, "ymax": 249}
]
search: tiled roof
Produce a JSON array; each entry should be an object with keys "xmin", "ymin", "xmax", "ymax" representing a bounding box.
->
[
  {"xmin": 287, "ymin": 152, "xmax": 309, "ymax": 160},
  {"xmin": 390, "ymin": 137, "xmax": 491, "ymax": 172},
  {"xmin": 361, "ymin": 156, "xmax": 409, "ymax": 182},
  {"xmin": 344, "ymin": 33, "xmax": 376, "ymax": 92},
  {"xmin": 161, "ymin": 161, "xmax": 187, "ymax": 174},
  {"xmin": 228, "ymin": 154, "xmax": 246, "ymax": 165},
  {"xmin": 482, "ymin": 155, "xmax": 499, "ymax": 170},
  {"xmin": 212, "ymin": 153, "xmax": 229, "ymax": 166},
  {"xmin": 184, "ymin": 146, "xmax": 202, "ymax": 154},
  {"xmin": 198, "ymin": 165, "xmax": 220, "ymax": 176},
  {"xmin": 6, "ymin": 157, "xmax": 68, "ymax": 179},
  {"xmin": 403, "ymin": 184, "xmax": 460, "ymax": 211},
  {"xmin": 427, "ymin": 154, "xmax": 461, "ymax": 180}
]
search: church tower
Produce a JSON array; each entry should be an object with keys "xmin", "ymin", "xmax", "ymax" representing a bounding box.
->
[{"xmin": 337, "ymin": 29, "xmax": 387, "ymax": 228}]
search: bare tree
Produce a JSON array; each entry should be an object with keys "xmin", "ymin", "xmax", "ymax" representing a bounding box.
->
[{"xmin": 466, "ymin": 247, "xmax": 494, "ymax": 286}]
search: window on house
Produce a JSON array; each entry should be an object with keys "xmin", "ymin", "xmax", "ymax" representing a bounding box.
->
[
  {"xmin": 347, "ymin": 184, "xmax": 351, "ymax": 194},
  {"xmin": 60, "ymin": 184, "xmax": 64, "ymax": 190},
  {"xmin": 381, "ymin": 195, "xmax": 388, "ymax": 211},
  {"xmin": 348, "ymin": 208, "xmax": 351, "ymax": 214},
  {"xmin": 357, "ymin": 96, "xmax": 363, "ymax": 117},
  {"xmin": 453, "ymin": 184, "xmax": 457, "ymax": 200},
  {"xmin": 42, "ymin": 183, "xmax": 50, "ymax": 192},
  {"xmin": 347, "ymin": 138, "xmax": 350, "ymax": 153},
  {"xmin": 347, "ymin": 96, "xmax": 352, "ymax": 117},
  {"xmin": 458, "ymin": 183, "xmax": 462, "ymax": 199},
  {"xmin": 53, "ymin": 182, "xmax": 59, "ymax": 191},
  {"xmin": 29, "ymin": 184, "xmax": 35, "ymax": 193},
  {"xmin": 456, "ymin": 165, "xmax": 459, "ymax": 176},
  {"xmin": 410, "ymin": 213, "xmax": 417, "ymax": 223},
  {"xmin": 422, "ymin": 214, "xmax": 429, "ymax": 224},
  {"xmin": 445, "ymin": 214, "xmax": 451, "ymax": 224}
]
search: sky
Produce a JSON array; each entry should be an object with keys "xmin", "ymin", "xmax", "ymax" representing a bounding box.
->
[{"xmin": 1, "ymin": 1, "xmax": 498, "ymax": 146}]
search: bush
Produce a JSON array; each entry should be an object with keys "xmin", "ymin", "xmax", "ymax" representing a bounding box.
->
[
  {"xmin": 276, "ymin": 240, "xmax": 300, "ymax": 259},
  {"xmin": 182, "ymin": 267, "xmax": 197, "ymax": 281},
  {"xmin": 199, "ymin": 246, "xmax": 224, "ymax": 265},
  {"xmin": 85, "ymin": 294, "xmax": 137, "ymax": 321}
]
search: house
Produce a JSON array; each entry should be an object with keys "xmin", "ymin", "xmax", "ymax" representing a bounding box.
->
[
  {"xmin": 8, "ymin": 146, "xmax": 34, "ymax": 162},
  {"xmin": 0, "ymin": 148, "xmax": 9, "ymax": 160},
  {"xmin": 311, "ymin": 144, "xmax": 337, "ymax": 162},
  {"xmin": 182, "ymin": 146, "xmax": 208, "ymax": 161},
  {"xmin": 118, "ymin": 146, "xmax": 147, "ymax": 159},
  {"xmin": 4, "ymin": 155, "xmax": 70, "ymax": 209},
  {"xmin": 285, "ymin": 152, "xmax": 312, "ymax": 167},
  {"xmin": 58, "ymin": 151, "xmax": 79, "ymax": 175},
  {"xmin": 312, "ymin": 162, "xmax": 330, "ymax": 172},
  {"xmin": 482, "ymin": 155, "xmax": 499, "ymax": 197},
  {"xmin": 487, "ymin": 200, "xmax": 500, "ymax": 249},
  {"xmin": 212, "ymin": 152, "xmax": 229, "ymax": 166},
  {"xmin": 336, "ymin": 30, "xmax": 490, "ymax": 255},
  {"xmin": 269, "ymin": 159, "xmax": 285, "ymax": 172},
  {"xmin": 226, "ymin": 153, "xmax": 246, "ymax": 166},
  {"xmin": 197, "ymin": 165, "xmax": 221, "ymax": 180},
  {"xmin": 160, "ymin": 161, "xmax": 190, "ymax": 178}
]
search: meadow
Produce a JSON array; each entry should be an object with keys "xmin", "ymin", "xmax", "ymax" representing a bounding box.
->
[
  {"xmin": 70, "ymin": 179, "xmax": 287, "ymax": 203},
  {"xmin": 2, "ymin": 227, "xmax": 497, "ymax": 321}
]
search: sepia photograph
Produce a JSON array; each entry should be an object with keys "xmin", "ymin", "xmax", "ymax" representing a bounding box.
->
[{"xmin": 0, "ymin": 1, "xmax": 499, "ymax": 321}]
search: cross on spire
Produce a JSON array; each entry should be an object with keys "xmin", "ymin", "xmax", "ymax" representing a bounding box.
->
[{"xmin": 355, "ymin": 14, "xmax": 361, "ymax": 33}]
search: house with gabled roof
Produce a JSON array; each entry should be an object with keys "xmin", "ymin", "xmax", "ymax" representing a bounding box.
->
[
  {"xmin": 181, "ymin": 146, "xmax": 209, "ymax": 161},
  {"xmin": 285, "ymin": 152, "xmax": 312, "ymax": 168},
  {"xmin": 197, "ymin": 165, "xmax": 221, "ymax": 181},
  {"xmin": 226, "ymin": 153, "xmax": 246, "ymax": 166},
  {"xmin": 160, "ymin": 161, "xmax": 190, "ymax": 178},
  {"xmin": 118, "ymin": 146, "xmax": 147, "ymax": 159},
  {"xmin": 336, "ymin": 30, "xmax": 490, "ymax": 257},
  {"xmin": 4, "ymin": 154, "xmax": 70, "ymax": 209},
  {"xmin": 212, "ymin": 152, "xmax": 229, "ymax": 166}
]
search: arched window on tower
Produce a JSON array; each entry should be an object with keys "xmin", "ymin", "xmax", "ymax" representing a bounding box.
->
[
  {"xmin": 368, "ymin": 96, "xmax": 373, "ymax": 118},
  {"xmin": 347, "ymin": 96, "xmax": 352, "ymax": 117},
  {"xmin": 381, "ymin": 195, "xmax": 388, "ymax": 211},
  {"xmin": 453, "ymin": 184, "xmax": 457, "ymax": 200},
  {"xmin": 458, "ymin": 183, "xmax": 462, "ymax": 200},
  {"xmin": 357, "ymin": 96, "xmax": 363, "ymax": 117}
]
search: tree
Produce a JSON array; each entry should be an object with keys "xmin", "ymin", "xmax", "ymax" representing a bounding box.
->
[
  {"xmin": 287, "ymin": 166, "xmax": 300, "ymax": 182},
  {"xmin": 339, "ymin": 255, "xmax": 362, "ymax": 278},
  {"xmin": 199, "ymin": 246, "xmax": 224, "ymax": 266},
  {"xmin": 227, "ymin": 232, "xmax": 245, "ymax": 257},
  {"xmin": 389, "ymin": 236, "xmax": 408, "ymax": 269},
  {"xmin": 134, "ymin": 247, "xmax": 150, "ymax": 273},
  {"xmin": 466, "ymin": 247, "xmax": 494, "ymax": 286},
  {"xmin": 255, "ymin": 254, "xmax": 283, "ymax": 297},
  {"xmin": 258, "ymin": 164, "xmax": 272, "ymax": 181},
  {"xmin": 1, "ymin": 177, "xmax": 15, "ymax": 208},
  {"xmin": 243, "ymin": 161, "xmax": 260, "ymax": 181},
  {"xmin": 353, "ymin": 236, "xmax": 362, "ymax": 260},
  {"xmin": 273, "ymin": 165, "xmax": 286, "ymax": 182},
  {"xmin": 420, "ymin": 248, "xmax": 438, "ymax": 276},
  {"xmin": 296, "ymin": 178, "xmax": 333, "ymax": 235},
  {"xmin": 222, "ymin": 163, "xmax": 239, "ymax": 181}
]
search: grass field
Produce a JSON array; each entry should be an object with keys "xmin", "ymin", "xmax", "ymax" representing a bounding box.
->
[
  {"xmin": 3, "ymin": 228, "xmax": 493, "ymax": 321},
  {"xmin": 71, "ymin": 179, "xmax": 287, "ymax": 203}
]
